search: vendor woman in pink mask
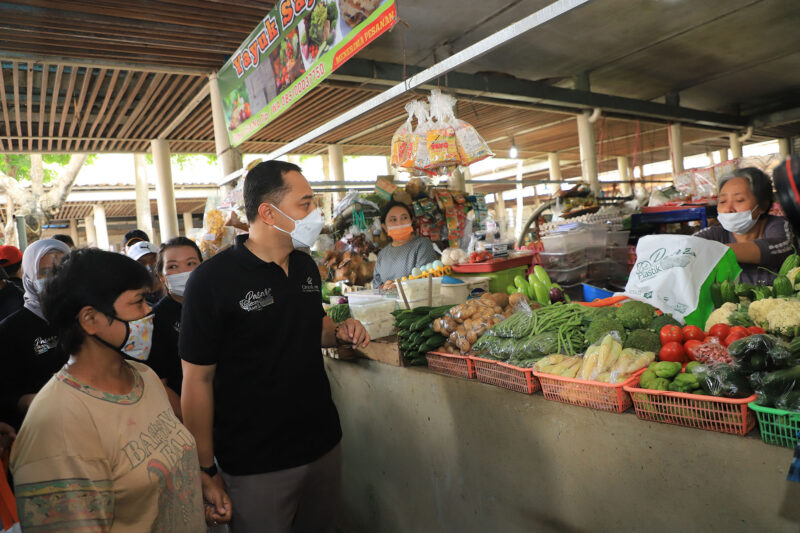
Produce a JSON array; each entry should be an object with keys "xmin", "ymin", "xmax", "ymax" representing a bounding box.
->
[
  {"xmin": 695, "ymin": 167, "xmax": 795, "ymax": 285},
  {"xmin": 372, "ymin": 201, "xmax": 438, "ymax": 290}
]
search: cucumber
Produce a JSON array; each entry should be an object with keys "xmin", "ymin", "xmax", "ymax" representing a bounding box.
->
[
  {"xmin": 422, "ymin": 334, "xmax": 446, "ymax": 351},
  {"xmin": 421, "ymin": 328, "xmax": 436, "ymax": 338},
  {"xmin": 411, "ymin": 316, "xmax": 431, "ymax": 331},
  {"xmin": 428, "ymin": 305, "xmax": 453, "ymax": 319}
]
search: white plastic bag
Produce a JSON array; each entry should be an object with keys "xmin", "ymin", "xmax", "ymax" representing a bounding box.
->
[{"xmin": 624, "ymin": 235, "xmax": 731, "ymax": 322}]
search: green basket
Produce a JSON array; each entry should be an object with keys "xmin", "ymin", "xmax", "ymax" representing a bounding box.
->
[{"xmin": 749, "ymin": 402, "xmax": 800, "ymax": 448}]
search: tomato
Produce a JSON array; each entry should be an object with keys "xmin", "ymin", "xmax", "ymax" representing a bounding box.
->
[
  {"xmin": 708, "ymin": 323, "xmax": 731, "ymax": 340},
  {"xmin": 682, "ymin": 325, "xmax": 705, "ymax": 342},
  {"xmin": 660, "ymin": 325, "xmax": 683, "ymax": 345},
  {"xmin": 659, "ymin": 341, "xmax": 686, "ymax": 363},
  {"xmin": 747, "ymin": 326, "xmax": 766, "ymax": 335},
  {"xmin": 684, "ymin": 339, "xmax": 703, "ymax": 361},
  {"xmin": 724, "ymin": 331, "xmax": 749, "ymax": 347},
  {"xmin": 729, "ymin": 326, "xmax": 750, "ymax": 337}
]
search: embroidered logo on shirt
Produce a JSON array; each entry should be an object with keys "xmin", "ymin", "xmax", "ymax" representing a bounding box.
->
[
  {"xmin": 301, "ymin": 276, "xmax": 320, "ymax": 294},
  {"xmin": 239, "ymin": 288, "xmax": 274, "ymax": 312},
  {"xmin": 33, "ymin": 336, "xmax": 58, "ymax": 355}
]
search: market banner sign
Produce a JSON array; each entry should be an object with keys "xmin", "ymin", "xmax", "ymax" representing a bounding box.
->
[{"xmin": 218, "ymin": 0, "xmax": 398, "ymax": 147}]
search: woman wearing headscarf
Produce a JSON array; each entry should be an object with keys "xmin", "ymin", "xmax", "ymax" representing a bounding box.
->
[{"xmin": 0, "ymin": 238, "xmax": 70, "ymax": 430}]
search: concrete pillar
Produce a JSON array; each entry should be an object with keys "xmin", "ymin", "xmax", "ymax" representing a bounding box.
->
[
  {"xmin": 151, "ymin": 138, "xmax": 180, "ymax": 241},
  {"xmin": 92, "ymin": 205, "xmax": 109, "ymax": 250},
  {"xmin": 779, "ymin": 138, "xmax": 791, "ymax": 158},
  {"xmin": 716, "ymin": 149, "xmax": 728, "ymax": 164},
  {"xmin": 548, "ymin": 152, "xmax": 562, "ymax": 182},
  {"xmin": 68, "ymin": 219, "xmax": 79, "ymax": 245},
  {"xmin": 209, "ymin": 73, "xmax": 243, "ymax": 180},
  {"xmin": 494, "ymin": 191, "xmax": 507, "ymax": 230},
  {"xmin": 449, "ymin": 168, "xmax": 466, "ymax": 192},
  {"xmin": 328, "ymin": 145, "xmax": 345, "ymax": 205},
  {"xmin": 133, "ymin": 153, "xmax": 154, "ymax": 240},
  {"xmin": 576, "ymin": 111, "xmax": 599, "ymax": 195},
  {"xmin": 463, "ymin": 167, "xmax": 474, "ymax": 194},
  {"xmin": 617, "ymin": 156, "xmax": 632, "ymax": 196},
  {"xmin": 515, "ymin": 160, "xmax": 524, "ymax": 240},
  {"xmin": 729, "ymin": 132, "xmax": 743, "ymax": 159},
  {"xmin": 84, "ymin": 214, "xmax": 97, "ymax": 247},
  {"xmin": 183, "ymin": 212, "xmax": 194, "ymax": 235},
  {"xmin": 670, "ymin": 123, "xmax": 684, "ymax": 174}
]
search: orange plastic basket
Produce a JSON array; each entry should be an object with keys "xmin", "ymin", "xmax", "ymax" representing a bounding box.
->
[
  {"xmin": 426, "ymin": 352, "xmax": 476, "ymax": 379},
  {"xmin": 623, "ymin": 377, "xmax": 757, "ymax": 436},
  {"xmin": 470, "ymin": 357, "xmax": 540, "ymax": 394},
  {"xmin": 532, "ymin": 368, "xmax": 645, "ymax": 413}
]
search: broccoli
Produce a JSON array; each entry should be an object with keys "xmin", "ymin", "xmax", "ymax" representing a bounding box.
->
[
  {"xmin": 309, "ymin": 2, "xmax": 328, "ymax": 45},
  {"xmin": 624, "ymin": 329, "xmax": 661, "ymax": 353},
  {"xmin": 648, "ymin": 313, "xmax": 681, "ymax": 332},
  {"xmin": 585, "ymin": 316, "xmax": 627, "ymax": 346},
  {"xmin": 581, "ymin": 306, "xmax": 616, "ymax": 327},
  {"xmin": 616, "ymin": 300, "xmax": 657, "ymax": 330}
]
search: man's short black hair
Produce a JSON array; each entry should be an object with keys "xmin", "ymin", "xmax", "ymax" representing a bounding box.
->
[
  {"xmin": 41, "ymin": 248, "xmax": 152, "ymax": 354},
  {"xmin": 3, "ymin": 262, "xmax": 20, "ymax": 276},
  {"xmin": 124, "ymin": 229, "xmax": 150, "ymax": 247},
  {"xmin": 380, "ymin": 200, "xmax": 414, "ymax": 225},
  {"xmin": 156, "ymin": 236, "xmax": 203, "ymax": 275},
  {"xmin": 51, "ymin": 234, "xmax": 75, "ymax": 248},
  {"xmin": 244, "ymin": 160, "xmax": 301, "ymax": 222}
]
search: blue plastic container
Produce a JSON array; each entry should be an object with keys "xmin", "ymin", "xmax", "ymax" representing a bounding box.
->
[{"xmin": 582, "ymin": 283, "xmax": 614, "ymax": 302}]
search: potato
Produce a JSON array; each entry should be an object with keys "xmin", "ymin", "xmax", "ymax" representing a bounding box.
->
[
  {"xmin": 490, "ymin": 293, "xmax": 509, "ymax": 308},
  {"xmin": 467, "ymin": 330, "xmax": 478, "ymax": 344}
]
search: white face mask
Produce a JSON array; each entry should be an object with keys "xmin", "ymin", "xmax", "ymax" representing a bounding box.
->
[
  {"xmin": 718, "ymin": 207, "xmax": 759, "ymax": 235},
  {"xmin": 270, "ymin": 204, "xmax": 325, "ymax": 249},
  {"xmin": 166, "ymin": 271, "xmax": 191, "ymax": 297}
]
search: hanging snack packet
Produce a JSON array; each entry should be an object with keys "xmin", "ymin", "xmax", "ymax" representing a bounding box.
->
[
  {"xmin": 455, "ymin": 119, "xmax": 493, "ymax": 166},
  {"xmin": 425, "ymin": 90, "xmax": 460, "ymax": 170},
  {"xmin": 391, "ymin": 101, "xmax": 417, "ymax": 169}
]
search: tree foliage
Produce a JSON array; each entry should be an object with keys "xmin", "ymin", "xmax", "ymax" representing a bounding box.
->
[{"xmin": 0, "ymin": 154, "xmax": 97, "ymax": 182}]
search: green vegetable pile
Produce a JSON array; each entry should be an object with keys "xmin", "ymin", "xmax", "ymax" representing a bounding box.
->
[
  {"xmin": 326, "ymin": 303, "xmax": 350, "ymax": 323},
  {"xmin": 729, "ymin": 334, "xmax": 800, "ymax": 410},
  {"xmin": 473, "ymin": 303, "xmax": 591, "ymax": 364},
  {"xmin": 394, "ymin": 305, "xmax": 451, "ymax": 365}
]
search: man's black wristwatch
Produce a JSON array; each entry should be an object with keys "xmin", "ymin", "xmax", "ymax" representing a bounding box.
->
[{"xmin": 200, "ymin": 463, "xmax": 218, "ymax": 477}]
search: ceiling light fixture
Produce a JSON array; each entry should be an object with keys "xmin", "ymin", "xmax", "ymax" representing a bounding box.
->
[{"xmin": 509, "ymin": 138, "xmax": 518, "ymax": 159}]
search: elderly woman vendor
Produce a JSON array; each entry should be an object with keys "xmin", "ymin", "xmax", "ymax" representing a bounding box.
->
[{"xmin": 695, "ymin": 167, "xmax": 795, "ymax": 285}]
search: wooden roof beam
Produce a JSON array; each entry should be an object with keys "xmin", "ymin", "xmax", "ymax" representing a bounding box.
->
[{"xmin": 0, "ymin": 53, "xmax": 214, "ymax": 76}]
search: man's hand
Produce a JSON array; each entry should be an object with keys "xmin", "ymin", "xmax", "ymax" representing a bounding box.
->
[
  {"xmin": 202, "ymin": 473, "xmax": 232, "ymax": 525},
  {"xmin": 337, "ymin": 318, "xmax": 370, "ymax": 348},
  {"xmin": 0, "ymin": 422, "xmax": 16, "ymax": 454}
]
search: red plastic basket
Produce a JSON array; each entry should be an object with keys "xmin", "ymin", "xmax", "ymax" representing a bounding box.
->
[
  {"xmin": 623, "ymin": 377, "xmax": 757, "ymax": 436},
  {"xmin": 532, "ymin": 369, "xmax": 645, "ymax": 413},
  {"xmin": 470, "ymin": 357, "xmax": 540, "ymax": 394},
  {"xmin": 425, "ymin": 352, "xmax": 476, "ymax": 379}
]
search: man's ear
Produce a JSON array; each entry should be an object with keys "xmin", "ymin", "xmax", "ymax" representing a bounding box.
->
[
  {"xmin": 257, "ymin": 203, "xmax": 275, "ymax": 227},
  {"xmin": 77, "ymin": 306, "xmax": 105, "ymax": 335}
]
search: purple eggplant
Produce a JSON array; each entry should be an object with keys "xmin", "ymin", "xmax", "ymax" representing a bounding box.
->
[{"xmin": 549, "ymin": 286, "xmax": 565, "ymax": 304}]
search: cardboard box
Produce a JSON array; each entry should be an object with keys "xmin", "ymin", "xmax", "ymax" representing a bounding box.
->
[
  {"xmin": 330, "ymin": 336, "xmax": 404, "ymax": 367},
  {"xmin": 375, "ymin": 178, "xmax": 397, "ymax": 201}
]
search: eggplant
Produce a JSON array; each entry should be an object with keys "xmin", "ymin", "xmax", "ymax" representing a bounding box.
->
[{"xmin": 549, "ymin": 286, "xmax": 564, "ymax": 304}]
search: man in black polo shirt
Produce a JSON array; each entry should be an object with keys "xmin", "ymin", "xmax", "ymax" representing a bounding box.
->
[{"xmin": 180, "ymin": 161, "xmax": 369, "ymax": 532}]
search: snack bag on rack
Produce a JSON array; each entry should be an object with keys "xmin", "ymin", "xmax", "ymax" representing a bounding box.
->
[
  {"xmin": 425, "ymin": 90, "xmax": 460, "ymax": 170},
  {"xmin": 391, "ymin": 102, "xmax": 417, "ymax": 169},
  {"xmin": 197, "ymin": 206, "xmax": 235, "ymax": 260},
  {"xmin": 410, "ymin": 101, "xmax": 433, "ymax": 173}
]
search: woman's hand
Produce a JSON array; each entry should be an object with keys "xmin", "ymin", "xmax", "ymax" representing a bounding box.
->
[
  {"xmin": 202, "ymin": 473, "xmax": 232, "ymax": 525},
  {"xmin": 337, "ymin": 318, "xmax": 370, "ymax": 348},
  {"xmin": 380, "ymin": 280, "xmax": 396, "ymax": 291}
]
